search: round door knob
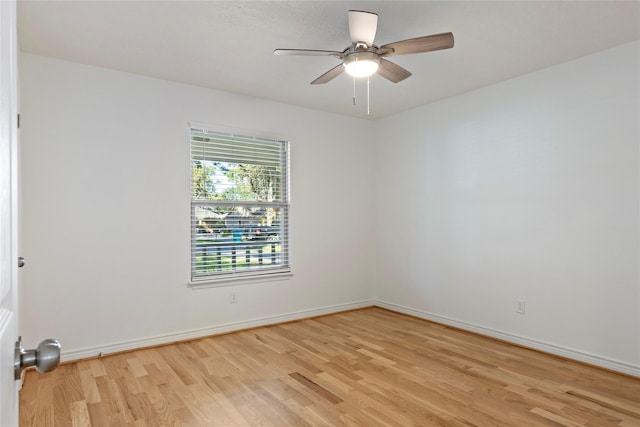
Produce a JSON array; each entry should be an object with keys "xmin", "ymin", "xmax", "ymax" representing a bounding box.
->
[
  {"xmin": 14, "ymin": 337, "xmax": 61, "ymax": 380},
  {"xmin": 35, "ymin": 339, "xmax": 61, "ymax": 373},
  {"xmin": 18, "ymin": 257, "xmax": 25, "ymax": 268}
]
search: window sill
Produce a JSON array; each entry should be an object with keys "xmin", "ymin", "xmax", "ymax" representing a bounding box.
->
[{"xmin": 188, "ymin": 268, "xmax": 293, "ymax": 289}]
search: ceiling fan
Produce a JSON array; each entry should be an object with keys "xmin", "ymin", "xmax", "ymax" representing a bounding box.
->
[{"xmin": 273, "ymin": 10, "xmax": 454, "ymax": 85}]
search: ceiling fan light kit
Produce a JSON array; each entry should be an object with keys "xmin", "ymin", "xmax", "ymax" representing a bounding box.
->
[{"xmin": 343, "ymin": 51, "xmax": 380, "ymax": 78}]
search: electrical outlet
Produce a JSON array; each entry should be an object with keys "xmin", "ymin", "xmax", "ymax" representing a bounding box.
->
[
  {"xmin": 230, "ymin": 293, "xmax": 237, "ymax": 304},
  {"xmin": 516, "ymin": 299, "xmax": 525, "ymax": 314}
]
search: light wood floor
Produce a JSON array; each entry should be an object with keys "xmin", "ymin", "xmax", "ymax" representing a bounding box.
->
[{"xmin": 19, "ymin": 307, "xmax": 640, "ymax": 426}]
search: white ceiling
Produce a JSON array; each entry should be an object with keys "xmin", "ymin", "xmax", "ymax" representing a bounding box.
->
[{"xmin": 17, "ymin": 1, "xmax": 640, "ymax": 120}]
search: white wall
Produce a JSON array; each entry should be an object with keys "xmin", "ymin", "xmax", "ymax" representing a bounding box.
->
[
  {"xmin": 374, "ymin": 41, "xmax": 640, "ymax": 373},
  {"xmin": 19, "ymin": 54, "xmax": 375, "ymax": 358}
]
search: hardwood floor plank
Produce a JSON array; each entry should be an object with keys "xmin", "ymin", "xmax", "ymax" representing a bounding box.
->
[
  {"xmin": 70, "ymin": 400, "xmax": 91, "ymax": 427},
  {"xmin": 20, "ymin": 308, "xmax": 640, "ymax": 426},
  {"xmin": 289, "ymin": 372, "xmax": 343, "ymax": 404},
  {"xmin": 565, "ymin": 389, "xmax": 640, "ymax": 418},
  {"xmin": 126, "ymin": 357, "xmax": 149, "ymax": 378},
  {"xmin": 86, "ymin": 359, "xmax": 107, "ymax": 378},
  {"xmin": 85, "ymin": 402, "xmax": 109, "ymax": 427},
  {"xmin": 247, "ymin": 381, "xmax": 314, "ymax": 426},
  {"xmin": 77, "ymin": 367, "xmax": 102, "ymax": 405}
]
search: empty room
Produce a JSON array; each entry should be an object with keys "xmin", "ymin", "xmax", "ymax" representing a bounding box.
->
[{"xmin": 1, "ymin": 1, "xmax": 639, "ymax": 426}]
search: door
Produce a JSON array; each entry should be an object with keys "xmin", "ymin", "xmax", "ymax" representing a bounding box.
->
[{"xmin": 0, "ymin": 0, "xmax": 19, "ymax": 425}]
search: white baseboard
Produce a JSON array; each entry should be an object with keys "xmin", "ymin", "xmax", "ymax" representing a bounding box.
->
[
  {"xmin": 62, "ymin": 298, "xmax": 639, "ymax": 378},
  {"xmin": 62, "ymin": 300, "xmax": 375, "ymax": 362},
  {"xmin": 375, "ymin": 300, "xmax": 640, "ymax": 378}
]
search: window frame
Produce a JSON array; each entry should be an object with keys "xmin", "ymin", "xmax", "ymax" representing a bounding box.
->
[{"xmin": 188, "ymin": 124, "xmax": 291, "ymax": 287}]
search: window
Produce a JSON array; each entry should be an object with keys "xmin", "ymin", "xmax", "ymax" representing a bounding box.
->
[{"xmin": 190, "ymin": 125, "xmax": 290, "ymax": 284}]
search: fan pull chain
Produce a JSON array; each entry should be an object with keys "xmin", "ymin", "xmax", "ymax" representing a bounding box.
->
[
  {"xmin": 351, "ymin": 77, "xmax": 372, "ymax": 115},
  {"xmin": 367, "ymin": 76, "xmax": 370, "ymax": 115},
  {"xmin": 353, "ymin": 77, "xmax": 356, "ymax": 106}
]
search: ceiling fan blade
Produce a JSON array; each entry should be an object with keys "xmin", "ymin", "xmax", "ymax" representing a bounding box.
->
[
  {"xmin": 380, "ymin": 32, "xmax": 454, "ymax": 56},
  {"xmin": 348, "ymin": 10, "xmax": 378, "ymax": 46},
  {"xmin": 311, "ymin": 64, "xmax": 344, "ymax": 85},
  {"xmin": 273, "ymin": 49, "xmax": 342, "ymax": 58},
  {"xmin": 377, "ymin": 59, "xmax": 412, "ymax": 83}
]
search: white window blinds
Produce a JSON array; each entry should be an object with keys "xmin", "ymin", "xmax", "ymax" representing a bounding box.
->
[{"xmin": 190, "ymin": 126, "xmax": 290, "ymax": 283}]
